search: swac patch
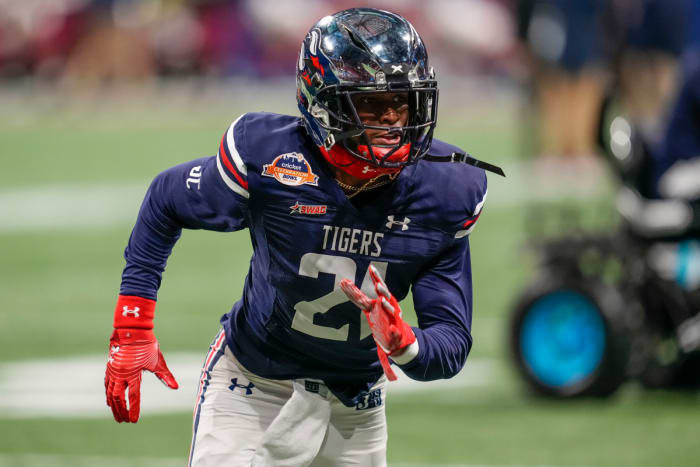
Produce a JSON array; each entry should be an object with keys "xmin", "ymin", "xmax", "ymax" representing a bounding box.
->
[
  {"xmin": 355, "ymin": 388, "xmax": 382, "ymax": 410},
  {"xmin": 262, "ymin": 152, "xmax": 319, "ymax": 187},
  {"xmin": 290, "ymin": 201, "xmax": 327, "ymax": 215}
]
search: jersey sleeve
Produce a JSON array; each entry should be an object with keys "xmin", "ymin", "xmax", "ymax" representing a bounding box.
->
[
  {"xmin": 397, "ymin": 165, "xmax": 487, "ymax": 381},
  {"xmin": 119, "ymin": 116, "xmax": 251, "ymax": 300},
  {"xmin": 216, "ymin": 114, "xmax": 250, "ymax": 199},
  {"xmin": 398, "ymin": 235, "xmax": 474, "ymax": 380},
  {"xmin": 454, "ymin": 186, "xmax": 487, "ymax": 238}
]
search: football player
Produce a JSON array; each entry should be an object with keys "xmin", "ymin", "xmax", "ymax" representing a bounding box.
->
[
  {"xmin": 105, "ymin": 8, "xmax": 495, "ymax": 467},
  {"xmin": 613, "ymin": 59, "xmax": 700, "ymax": 239},
  {"xmin": 653, "ymin": 60, "xmax": 700, "ymax": 231}
]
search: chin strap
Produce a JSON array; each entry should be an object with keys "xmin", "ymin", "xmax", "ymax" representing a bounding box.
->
[
  {"xmin": 318, "ymin": 144, "xmax": 402, "ymax": 179},
  {"xmin": 424, "ymin": 152, "xmax": 506, "ymax": 177}
]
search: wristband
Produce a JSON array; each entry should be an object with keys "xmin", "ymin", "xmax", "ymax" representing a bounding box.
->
[
  {"xmin": 390, "ymin": 339, "xmax": 419, "ymax": 365},
  {"xmin": 113, "ymin": 295, "xmax": 155, "ymax": 329}
]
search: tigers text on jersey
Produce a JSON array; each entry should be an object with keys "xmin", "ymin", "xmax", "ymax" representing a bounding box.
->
[{"xmin": 119, "ymin": 112, "xmax": 487, "ymax": 405}]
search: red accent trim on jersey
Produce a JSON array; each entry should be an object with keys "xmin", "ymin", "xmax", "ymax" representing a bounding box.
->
[
  {"xmin": 463, "ymin": 212, "xmax": 481, "ymax": 228},
  {"xmin": 218, "ymin": 137, "xmax": 249, "ymax": 190},
  {"xmin": 113, "ymin": 295, "xmax": 156, "ymax": 329}
]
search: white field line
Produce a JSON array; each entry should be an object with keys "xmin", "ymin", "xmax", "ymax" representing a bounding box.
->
[
  {"xmin": 0, "ymin": 161, "xmax": 608, "ymax": 232},
  {"xmin": 0, "ymin": 183, "xmax": 148, "ymax": 232},
  {"xmin": 0, "ymin": 453, "xmax": 184, "ymax": 467},
  {"xmin": 0, "ymin": 354, "xmax": 495, "ymax": 419},
  {"xmin": 0, "ymin": 455, "xmax": 578, "ymax": 467},
  {"xmin": 392, "ymin": 465, "xmax": 587, "ymax": 467}
]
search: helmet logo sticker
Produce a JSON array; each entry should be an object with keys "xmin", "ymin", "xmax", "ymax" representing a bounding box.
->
[{"xmin": 262, "ymin": 152, "xmax": 319, "ymax": 187}]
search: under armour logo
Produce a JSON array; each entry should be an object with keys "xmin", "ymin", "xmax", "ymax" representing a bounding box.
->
[
  {"xmin": 122, "ymin": 306, "xmax": 140, "ymax": 318},
  {"xmin": 108, "ymin": 346, "xmax": 119, "ymax": 363},
  {"xmin": 229, "ymin": 378, "xmax": 255, "ymax": 395},
  {"xmin": 386, "ymin": 215, "xmax": 410, "ymax": 231},
  {"xmin": 390, "ymin": 64, "xmax": 404, "ymax": 74}
]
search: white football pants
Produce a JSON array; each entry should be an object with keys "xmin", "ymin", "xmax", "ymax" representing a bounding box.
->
[{"xmin": 188, "ymin": 330, "xmax": 388, "ymax": 467}]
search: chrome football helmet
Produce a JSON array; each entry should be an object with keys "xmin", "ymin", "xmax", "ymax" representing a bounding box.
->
[{"xmin": 296, "ymin": 8, "xmax": 438, "ymax": 178}]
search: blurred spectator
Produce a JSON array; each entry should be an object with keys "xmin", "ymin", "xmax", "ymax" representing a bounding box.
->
[
  {"xmin": 33, "ymin": 4, "xmax": 90, "ymax": 79},
  {"xmin": 605, "ymin": 0, "xmax": 692, "ymax": 140},
  {"xmin": 0, "ymin": 0, "xmax": 520, "ymax": 85},
  {"xmin": 427, "ymin": 0, "xmax": 515, "ymax": 75},
  {"xmin": 602, "ymin": 44, "xmax": 700, "ymax": 239},
  {"xmin": 687, "ymin": 0, "xmax": 700, "ymax": 56},
  {"xmin": 62, "ymin": 0, "xmax": 157, "ymax": 91},
  {"xmin": 610, "ymin": 61, "xmax": 700, "ymax": 289},
  {"xmin": 149, "ymin": 1, "xmax": 203, "ymax": 76},
  {"xmin": 0, "ymin": 0, "xmax": 91, "ymax": 79},
  {"xmin": 196, "ymin": 0, "xmax": 260, "ymax": 76},
  {"xmin": 0, "ymin": 3, "xmax": 30, "ymax": 78},
  {"xmin": 655, "ymin": 61, "xmax": 700, "ymax": 209},
  {"xmin": 516, "ymin": 0, "xmax": 606, "ymax": 161}
]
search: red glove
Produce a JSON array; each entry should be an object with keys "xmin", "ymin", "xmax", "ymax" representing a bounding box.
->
[
  {"xmin": 105, "ymin": 296, "xmax": 178, "ymax": 423},
  {"xmin": 340, "ymin": 265, "xmax": 417, "ymax": 381}
]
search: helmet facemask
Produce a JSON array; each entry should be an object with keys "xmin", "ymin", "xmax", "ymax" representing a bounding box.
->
[{"xmin": 311, "ymin": 82, "xmax": 438, "ymax": 170}]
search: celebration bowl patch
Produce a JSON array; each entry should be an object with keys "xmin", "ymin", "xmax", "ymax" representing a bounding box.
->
[
  {"xmin": 262, "ymin": 152, "xmax": 319, "ymax": 187},
  {"xmin": 290, "ymin": 201, "xmax": 327, "ymax": 215}
]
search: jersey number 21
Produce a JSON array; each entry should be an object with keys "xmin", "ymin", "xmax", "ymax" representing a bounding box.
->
[{"xmin": 291, "ymin": 253, "xmax": 387, "ymax": 342}]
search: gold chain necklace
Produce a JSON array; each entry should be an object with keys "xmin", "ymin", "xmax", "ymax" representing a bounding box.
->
[{"xmin": 336, "ymin": 172, "xmax": 399, "ymax": 199}]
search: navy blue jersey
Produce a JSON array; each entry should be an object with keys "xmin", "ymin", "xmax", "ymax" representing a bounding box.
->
[{"xmin": 120, "ymin": 112, "xmax": 487, "ymax": 405}]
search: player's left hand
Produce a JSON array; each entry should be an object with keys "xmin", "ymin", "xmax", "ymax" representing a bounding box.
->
[{"xmin": 340, "ymin": 266, "xmax": 417, "ymax": 381}]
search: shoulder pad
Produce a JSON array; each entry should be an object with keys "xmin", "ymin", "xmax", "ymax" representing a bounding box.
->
[
  {"xmin": 217, "ymin": 114, "xmax": 249, "ymax": 198},
  {"xmin": 408, "ymin": 138, "xmax": 488, "ymax": 237},
  {"xmin": 216, "ymin": 112, "xmax": 306, "ymax": 198}
]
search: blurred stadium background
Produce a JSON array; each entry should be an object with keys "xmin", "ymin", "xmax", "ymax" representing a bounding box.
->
[{"xmin": 1, "ymin": 0, "xmax": 700, "ymax": 466}]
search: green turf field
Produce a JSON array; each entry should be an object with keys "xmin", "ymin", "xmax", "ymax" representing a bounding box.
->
[{"xmin": 1, "ymin": 86, "xmax": 699, "ymax": 467}]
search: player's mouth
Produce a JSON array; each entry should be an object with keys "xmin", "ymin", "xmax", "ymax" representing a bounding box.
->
[{"xmin": 369, "ymin": 129, "xmax": 402, "ymax": 146}]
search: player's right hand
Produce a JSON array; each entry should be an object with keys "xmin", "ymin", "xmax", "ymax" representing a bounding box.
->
[
  {"xmin": 104, "ymin": 328, "xmax": 178, "ymax": 423},
  {"xmin": 340, "ymin": 266, "xmax": 416, "ymax": 355},
  {"xmin": 340, "ymin": 266, "xmax": 417, "ymax": 381}
]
